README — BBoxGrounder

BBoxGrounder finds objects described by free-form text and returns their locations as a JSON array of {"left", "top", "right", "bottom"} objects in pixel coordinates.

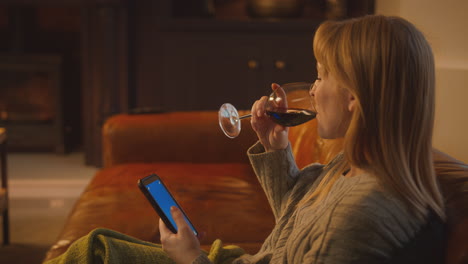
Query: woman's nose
[
  {"left": 309, "top": 82, "right": 317, "bottom": 112},
  {"left": 309, "top": 82, "right": 316, "bottom": 97}
]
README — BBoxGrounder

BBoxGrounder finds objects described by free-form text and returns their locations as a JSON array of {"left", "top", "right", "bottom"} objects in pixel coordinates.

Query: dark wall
[
  {"left": 130, "top": 0, "right": 374, "bottom": 112},
  {"left": 132, "top": 0, "right": 160, "bottom": 109}
]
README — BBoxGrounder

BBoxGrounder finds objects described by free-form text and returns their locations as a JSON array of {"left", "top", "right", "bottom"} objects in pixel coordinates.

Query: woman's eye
[{"left": 316, "top": 77, "right": 322, "bottom": 81}]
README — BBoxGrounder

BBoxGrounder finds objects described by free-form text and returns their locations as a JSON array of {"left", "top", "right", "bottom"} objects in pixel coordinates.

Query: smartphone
[{"left": 138, "top": 173, "right": 198, "bottom": 236}]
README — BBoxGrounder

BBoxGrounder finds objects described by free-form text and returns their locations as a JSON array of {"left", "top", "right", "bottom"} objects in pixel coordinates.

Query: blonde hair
[{"left": 308, "top": 15, "right": 445, "bottom": 221}]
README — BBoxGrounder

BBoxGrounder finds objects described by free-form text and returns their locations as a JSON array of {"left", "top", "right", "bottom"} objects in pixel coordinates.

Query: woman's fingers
[
  {"left": 159, "top": 218, "right": 171, "bottom": 245},
  {"left": 251, "top": 96, "right": 268, "bottom": 131},
  {"left": 159, "top": 218, "right": 168, "bottom": 234},
  {"left": 160, "top": 207, "right": 201, "bottom": 264},
  {"left": 170, "top": 206, "right": 192, "bottom": 235},
  {"left": 251, "top": 100, "right": 259, "bottom": 119},
  {"left": 249, "top": 84, "right": 290, "bottom": 151},
  {"left": 271, "top": 83, "right": 288, "bottom": 109},
  {"left": 252, "top": 97, "right": 267, "bottom": 118}
]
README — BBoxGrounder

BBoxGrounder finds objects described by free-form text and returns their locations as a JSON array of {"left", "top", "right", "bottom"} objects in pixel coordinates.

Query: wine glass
[{"left": 218, "top": 82, "right": 316, "bottom": 138}]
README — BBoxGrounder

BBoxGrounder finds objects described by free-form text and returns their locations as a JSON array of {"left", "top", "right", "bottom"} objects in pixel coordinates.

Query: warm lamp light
[{"left": 246, "top": 0, "right": 306, "bottom": 18}]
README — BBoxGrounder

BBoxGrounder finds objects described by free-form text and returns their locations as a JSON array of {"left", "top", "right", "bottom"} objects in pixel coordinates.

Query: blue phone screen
[{"left": 146, "top": 179, "right": 197, "bottom": 235}]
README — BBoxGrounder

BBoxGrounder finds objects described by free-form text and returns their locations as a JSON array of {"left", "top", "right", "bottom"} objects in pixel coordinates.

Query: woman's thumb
[{"left": 170, "top": 206, "right": 187, "bottom": 232}]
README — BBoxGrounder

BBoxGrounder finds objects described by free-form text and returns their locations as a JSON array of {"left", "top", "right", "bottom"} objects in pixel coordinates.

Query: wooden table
[{"left": 0, "top": 128, "right": 9, "bottom": 245}]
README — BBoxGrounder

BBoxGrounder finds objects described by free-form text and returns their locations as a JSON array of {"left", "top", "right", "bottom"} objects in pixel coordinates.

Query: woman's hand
[
  {"left": 160, "top": 206, "right": 201, "bottom": 264},
  {"left": 250, "top": 83, "right": 289, "bottom": 152}
]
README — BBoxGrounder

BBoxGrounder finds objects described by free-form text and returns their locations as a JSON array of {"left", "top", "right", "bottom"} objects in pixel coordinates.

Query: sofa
[{"left": 44, "top": 111, "right": 468, "bottom": 263}]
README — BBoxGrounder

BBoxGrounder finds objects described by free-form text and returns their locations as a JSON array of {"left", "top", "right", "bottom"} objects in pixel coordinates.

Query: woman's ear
[{"left": 347, "top": 92, "right": 357, "bottom": 112}]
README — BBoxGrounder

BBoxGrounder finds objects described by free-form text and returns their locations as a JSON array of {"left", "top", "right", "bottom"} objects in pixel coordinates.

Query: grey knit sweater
[{"left": 194, "top": 142, "right": 445, "bottom": 264}]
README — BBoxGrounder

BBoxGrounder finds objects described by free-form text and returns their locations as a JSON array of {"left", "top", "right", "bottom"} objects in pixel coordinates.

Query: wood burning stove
[{"left": 0, "top": 54, "right": 66, "bottom": 153}]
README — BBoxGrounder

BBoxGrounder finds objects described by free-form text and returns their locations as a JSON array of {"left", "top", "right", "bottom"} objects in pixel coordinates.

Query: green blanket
[{"left": 44, "top": 228, "right": 245, "bottom": 264}]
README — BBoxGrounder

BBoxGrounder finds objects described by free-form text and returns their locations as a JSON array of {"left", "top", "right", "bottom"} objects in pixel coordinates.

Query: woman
[
  {"left": 161, "top": 15, "right": 446, "bottom": 263},
  {"left": 46, "top": 14, "right": 447, "bottom": 264}
]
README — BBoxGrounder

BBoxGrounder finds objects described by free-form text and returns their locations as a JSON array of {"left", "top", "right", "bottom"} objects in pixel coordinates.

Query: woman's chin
[{"left": 318, "top": 129, "right": 344, "bottom": 140}]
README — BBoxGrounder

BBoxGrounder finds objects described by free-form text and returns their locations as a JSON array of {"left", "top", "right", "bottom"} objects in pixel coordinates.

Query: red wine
[{"left": 266, "top": 108, "right": 316, "bottom": 127}]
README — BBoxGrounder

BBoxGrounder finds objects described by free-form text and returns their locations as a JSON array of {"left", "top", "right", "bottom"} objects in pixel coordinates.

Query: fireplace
[
  {"left": 0, "top": 6, "right": 85, "bottom": 155},
  {"left": 0, "top": 54, "right": 66, "bottom": 153},
  {"left": 0, "top": 3, "right": 132, "bottom": 166}
]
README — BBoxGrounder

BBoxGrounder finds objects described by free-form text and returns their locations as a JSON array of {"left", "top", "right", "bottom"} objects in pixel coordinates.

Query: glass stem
[{"left": 238, "top": 114, "right": 252, "bottom": 120}]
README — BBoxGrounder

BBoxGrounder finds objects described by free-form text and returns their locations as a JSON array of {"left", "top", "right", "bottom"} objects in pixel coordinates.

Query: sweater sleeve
[{"left": 247, "top": 141, "right": 300, "bottom": 220}]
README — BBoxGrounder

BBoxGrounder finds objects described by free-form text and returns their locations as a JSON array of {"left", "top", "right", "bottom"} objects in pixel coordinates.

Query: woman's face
[{"left": 310, "top": 63, "right": 354, "bottom": 139}]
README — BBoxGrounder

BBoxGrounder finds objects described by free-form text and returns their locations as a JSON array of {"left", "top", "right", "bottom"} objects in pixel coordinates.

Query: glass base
[{"left": 218, "top": 103, "right": 241, "bottom": 138}]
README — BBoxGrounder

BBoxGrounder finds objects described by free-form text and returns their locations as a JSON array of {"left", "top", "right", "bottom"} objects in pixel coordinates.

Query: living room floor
[{"left": 0, "top": 152, "right": 98, "bottom": 264}]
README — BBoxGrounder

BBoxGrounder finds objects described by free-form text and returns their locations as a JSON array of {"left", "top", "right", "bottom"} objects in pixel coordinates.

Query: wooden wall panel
[{"left": 81, "top": 5, "right": 130, "bottom": 166}]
